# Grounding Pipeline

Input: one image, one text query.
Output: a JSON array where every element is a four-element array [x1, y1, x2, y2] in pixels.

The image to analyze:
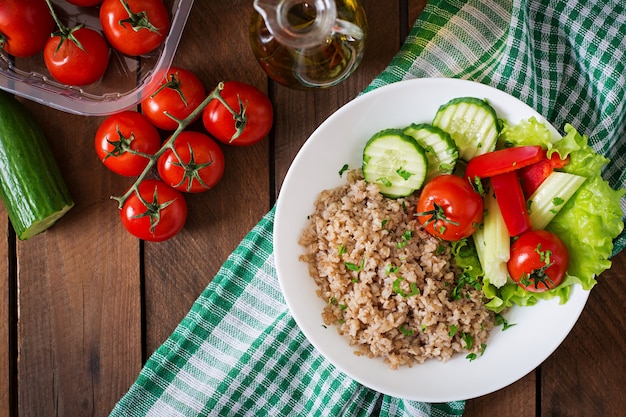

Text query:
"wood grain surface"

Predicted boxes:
[[0, 1, 623, 416]]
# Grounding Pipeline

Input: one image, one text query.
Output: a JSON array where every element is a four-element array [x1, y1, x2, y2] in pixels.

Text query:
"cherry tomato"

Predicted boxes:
[[508, 230, 569, 292], [100, 0, 170, 56], [120, 179, 187, 242], [158, 131, 225, 193], [0, 0, 55, 57], [202, 81, 273, 146], [141, 67, 206, 130], [416, 174, 483, 241], [67, 0, 103, 5], [95, 111, 162, 177], [44, 26, 110, 86]]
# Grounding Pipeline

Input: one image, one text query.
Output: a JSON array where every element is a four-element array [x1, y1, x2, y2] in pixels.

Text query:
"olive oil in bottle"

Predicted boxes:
[[250, 0, 367, 90]]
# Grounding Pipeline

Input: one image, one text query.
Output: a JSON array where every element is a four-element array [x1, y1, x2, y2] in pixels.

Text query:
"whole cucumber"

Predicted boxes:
[[0, 92, 74, 239]]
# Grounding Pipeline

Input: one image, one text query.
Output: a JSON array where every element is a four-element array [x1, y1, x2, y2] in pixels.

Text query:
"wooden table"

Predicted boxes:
[[0, 1, 624, 416]]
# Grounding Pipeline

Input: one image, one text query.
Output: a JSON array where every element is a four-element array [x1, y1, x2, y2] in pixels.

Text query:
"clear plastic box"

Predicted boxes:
[[0, 0, 194, 116]]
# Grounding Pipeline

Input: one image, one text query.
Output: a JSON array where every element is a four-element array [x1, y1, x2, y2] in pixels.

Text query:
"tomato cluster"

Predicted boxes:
[[0, 0, 170, 86], [95, 70, 273, 242]]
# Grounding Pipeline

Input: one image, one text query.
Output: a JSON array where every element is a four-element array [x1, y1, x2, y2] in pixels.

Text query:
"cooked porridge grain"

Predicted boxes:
[[299, 170, 495, 369]]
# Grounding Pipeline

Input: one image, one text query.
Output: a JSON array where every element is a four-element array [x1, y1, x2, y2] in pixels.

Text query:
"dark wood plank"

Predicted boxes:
[[15, 107, 142, 417], [0, 209, 9, 417], [143, 0, 271, 354], [541, 250, 626, 417]]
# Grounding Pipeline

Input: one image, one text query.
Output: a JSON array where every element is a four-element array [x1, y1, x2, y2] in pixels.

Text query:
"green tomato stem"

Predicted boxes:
[[111, 82, 225, 209]]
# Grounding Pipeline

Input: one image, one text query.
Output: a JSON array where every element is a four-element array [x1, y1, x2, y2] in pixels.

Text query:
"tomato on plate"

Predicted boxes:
[[44, 25, 110, 86], [415, 174, 483, 241], [202, 81, 273, 146], [120, 179, 187, 241], [141, 67, 206, 130], [100, 0, 170, 56], [508, 230, 569, 292], [158, 131, 225, 193], [0, 0, 55, 57], [95, 111, 162, 177]]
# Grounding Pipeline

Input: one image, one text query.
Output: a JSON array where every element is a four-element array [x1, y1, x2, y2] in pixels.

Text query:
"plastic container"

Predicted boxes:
[[0, 0, 194, 116]]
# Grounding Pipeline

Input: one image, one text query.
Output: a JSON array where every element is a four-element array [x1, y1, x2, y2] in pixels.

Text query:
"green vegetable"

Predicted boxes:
[[362, 129, 427, 198], [402, 123, 459, 181], [0, 92, 74, 239], [432, 97, 500, 161], [473, 184, 510, 288], [527, 171, 586, 229]]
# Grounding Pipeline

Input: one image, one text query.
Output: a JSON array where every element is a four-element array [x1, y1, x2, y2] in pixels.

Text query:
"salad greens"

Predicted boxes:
[[460, 118, 625, 313]]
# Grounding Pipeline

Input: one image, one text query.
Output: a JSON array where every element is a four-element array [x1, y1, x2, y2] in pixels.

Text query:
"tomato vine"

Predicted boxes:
[[111, 81, 238, 208]]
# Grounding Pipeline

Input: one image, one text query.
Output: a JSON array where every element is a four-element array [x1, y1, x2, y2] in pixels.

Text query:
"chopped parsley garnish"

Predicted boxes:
[[385, 263, 399, 275], [448, 325, 458, 338], [399, 325, 415, 336], [377, 177, 392, 187], [392, 277, 420, 297], [396, 167, 413, 181], [495, 313, 516, 330], [461, 332, 474, 349], [345, 257, 365, 271], [338, 164, 349, 177], [396, 230, 413, 249]]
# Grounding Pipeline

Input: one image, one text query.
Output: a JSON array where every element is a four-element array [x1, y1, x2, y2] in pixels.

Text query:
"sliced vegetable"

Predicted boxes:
[[490, 171, 531, 236], [402, 123, 458, 181], [473, 186, 510, 288], [519, 152, 571, 197], [519, 159, 553, 197], [0, 92, 74, 239], [362, 129, 427, 198], [464, 145, 545, 181], [528, 171, 586, 230], [432, 97, 500, 161]]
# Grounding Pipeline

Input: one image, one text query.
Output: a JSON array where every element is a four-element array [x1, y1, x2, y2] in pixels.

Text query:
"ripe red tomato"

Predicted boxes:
[[141, 67, 206, 131], [100, 0, 170, 56], [120, 179, 187, 242], [44, 26, 110, 86], [158, 131, 225, 193], [202, 81, 273, 146], [95, 111, 162, 177], [508, 230, 569, 292], [416, 174, 483, 241], [0, 0, 55, 57]]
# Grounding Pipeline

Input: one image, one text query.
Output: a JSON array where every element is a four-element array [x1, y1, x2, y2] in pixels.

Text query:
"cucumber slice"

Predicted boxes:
[[362, 129, 427, 198], [402, 123, 458, 181], [432, 97, 501, 161]]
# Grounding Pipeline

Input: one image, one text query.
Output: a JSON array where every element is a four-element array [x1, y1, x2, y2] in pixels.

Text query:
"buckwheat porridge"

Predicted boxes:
[[299, 170, 495, 369]]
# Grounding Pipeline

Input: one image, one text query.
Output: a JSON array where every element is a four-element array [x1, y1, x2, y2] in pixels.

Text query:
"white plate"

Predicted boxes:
[[274, 78, 589, 402]]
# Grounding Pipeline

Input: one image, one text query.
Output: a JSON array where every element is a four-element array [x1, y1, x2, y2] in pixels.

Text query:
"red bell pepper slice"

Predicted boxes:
[[519, 152, 571, 197], [491, 170, 532, 236], [465, 145, 546, 181], [519, 159, 553, 197]]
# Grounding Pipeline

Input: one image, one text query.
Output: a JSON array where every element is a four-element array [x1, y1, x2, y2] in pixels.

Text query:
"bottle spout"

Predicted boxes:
[[253, 0, 337, 49]]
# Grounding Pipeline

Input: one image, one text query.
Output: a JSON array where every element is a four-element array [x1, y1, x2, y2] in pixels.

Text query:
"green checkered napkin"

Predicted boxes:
[[110, 0, 626, 416]]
